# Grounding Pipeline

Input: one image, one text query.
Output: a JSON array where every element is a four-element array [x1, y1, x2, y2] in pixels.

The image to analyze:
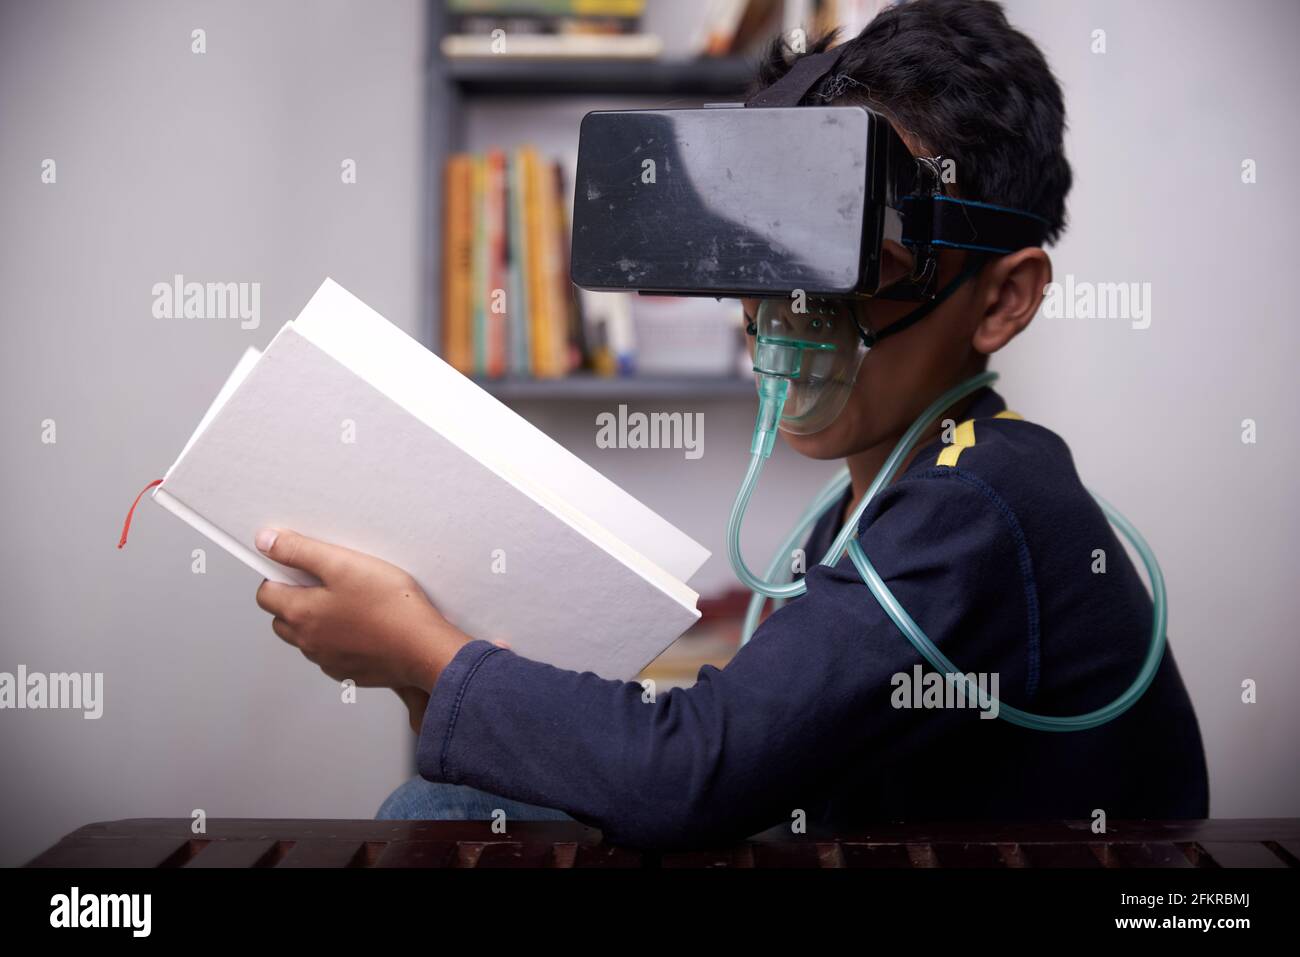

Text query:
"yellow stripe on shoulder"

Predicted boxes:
[[935, 410, 1023, 467], [936, 418, 976, 467]]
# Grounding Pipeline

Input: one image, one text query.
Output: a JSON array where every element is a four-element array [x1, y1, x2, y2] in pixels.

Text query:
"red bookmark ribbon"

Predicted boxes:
[[118, 479, 164, 549]]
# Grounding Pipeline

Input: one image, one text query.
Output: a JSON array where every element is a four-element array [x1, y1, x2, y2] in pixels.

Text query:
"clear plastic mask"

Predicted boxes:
[[751, 297, 868, 435]]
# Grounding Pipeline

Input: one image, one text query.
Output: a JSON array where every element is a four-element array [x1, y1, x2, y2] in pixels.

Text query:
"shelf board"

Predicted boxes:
[[476, 373, 755, 401], [440, 55, 756, 97]]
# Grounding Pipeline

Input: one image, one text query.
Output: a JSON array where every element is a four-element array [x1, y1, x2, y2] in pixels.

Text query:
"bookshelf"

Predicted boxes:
[[474, 372, 755, 401], [443, 55, 756, 96], [423, 2, 758, 401]]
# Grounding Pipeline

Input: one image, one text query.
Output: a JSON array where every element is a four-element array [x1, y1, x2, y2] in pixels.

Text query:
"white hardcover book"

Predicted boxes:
[[147, 278, 709, 680]]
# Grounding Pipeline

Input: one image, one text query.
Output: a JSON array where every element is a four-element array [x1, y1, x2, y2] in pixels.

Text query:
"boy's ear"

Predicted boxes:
[[971, 248, 1052, 355]]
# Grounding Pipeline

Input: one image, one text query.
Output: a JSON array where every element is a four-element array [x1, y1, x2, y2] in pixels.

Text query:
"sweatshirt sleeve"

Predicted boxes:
[[416, 467, 1038, 849]]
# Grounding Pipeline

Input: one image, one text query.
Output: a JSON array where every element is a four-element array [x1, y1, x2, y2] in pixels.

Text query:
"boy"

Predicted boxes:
[[254, 0, 1207, 847]]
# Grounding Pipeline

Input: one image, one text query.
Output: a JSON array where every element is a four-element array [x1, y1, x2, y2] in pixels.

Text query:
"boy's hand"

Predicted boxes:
[[393, 640, 508, 734], [394, 687, 431, 733], [253, 529, 469, 692]]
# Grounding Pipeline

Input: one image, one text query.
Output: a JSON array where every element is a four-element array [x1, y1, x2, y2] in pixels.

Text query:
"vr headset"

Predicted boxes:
[[569, 48, 1049, 312]]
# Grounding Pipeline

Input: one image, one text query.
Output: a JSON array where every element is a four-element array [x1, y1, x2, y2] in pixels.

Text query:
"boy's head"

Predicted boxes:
[[742, 0, 1072, 460]]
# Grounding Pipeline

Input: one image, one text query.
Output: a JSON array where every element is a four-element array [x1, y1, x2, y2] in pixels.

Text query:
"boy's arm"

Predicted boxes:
[[416, 470, 1037, 849]]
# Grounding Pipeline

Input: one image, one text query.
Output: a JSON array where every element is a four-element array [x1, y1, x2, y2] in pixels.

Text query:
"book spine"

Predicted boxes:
[[485, 149, 508, 378], [547, 160, 573, 374], [442, 154, 474, 374], [471, 154, 488, 376], [539, 149, 559, 378], [553, 161, 585, 372], [507, 150, 531, 377], [521, 147, 548, 377], [151, 487, 318, 587]]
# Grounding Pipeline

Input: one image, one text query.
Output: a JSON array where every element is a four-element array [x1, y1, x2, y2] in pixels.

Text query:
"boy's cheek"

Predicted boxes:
[[780, 409, 864, 461], [782, 364, 901, 460]]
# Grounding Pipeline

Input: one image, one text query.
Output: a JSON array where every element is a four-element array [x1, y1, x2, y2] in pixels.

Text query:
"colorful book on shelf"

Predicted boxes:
[[521, 146, 555, 377], [506, 151, 531, 376], [518, 147, 542, 376], [447, 0, 646, 26], [441, 144, 583, 379], [484, 149, 508, 378], [470, 154, 486, 374], [448, 0, 645, 12], [440, 34, 662, 60], [442, 154, 474, 375], [444, 0, 653, 56], [536, 151, 569, 378], [554, 162, 587, 372]]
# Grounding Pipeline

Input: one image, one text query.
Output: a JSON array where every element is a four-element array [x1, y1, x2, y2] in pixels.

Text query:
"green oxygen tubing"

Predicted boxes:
[[729, 370, 1168, 732]]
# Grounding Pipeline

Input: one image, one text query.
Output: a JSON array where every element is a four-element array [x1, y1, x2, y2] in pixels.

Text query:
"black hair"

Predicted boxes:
[[754, 0, 1072, 244]]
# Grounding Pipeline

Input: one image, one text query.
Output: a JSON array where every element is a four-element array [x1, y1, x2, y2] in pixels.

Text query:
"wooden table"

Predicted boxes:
[[27, 818, 1300, 868]]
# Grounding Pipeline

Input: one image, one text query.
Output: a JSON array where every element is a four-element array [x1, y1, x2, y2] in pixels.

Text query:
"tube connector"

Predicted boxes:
[[751, 375, 789, 458]]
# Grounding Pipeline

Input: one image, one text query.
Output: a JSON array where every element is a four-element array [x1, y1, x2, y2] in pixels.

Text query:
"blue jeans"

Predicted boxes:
[[376, 777, 573, 822]]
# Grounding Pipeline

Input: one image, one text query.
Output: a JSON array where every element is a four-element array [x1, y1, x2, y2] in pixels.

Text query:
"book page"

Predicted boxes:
[[160, 327, 699, 679], [290, 278, 711, 585]]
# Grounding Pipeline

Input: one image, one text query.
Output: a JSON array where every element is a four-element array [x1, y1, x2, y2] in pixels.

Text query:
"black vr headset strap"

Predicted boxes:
[[858, 254, 988, 348], [745, 48, 845, 107], [902, 194, 1049, 256], [860, 196, 1048, 346]]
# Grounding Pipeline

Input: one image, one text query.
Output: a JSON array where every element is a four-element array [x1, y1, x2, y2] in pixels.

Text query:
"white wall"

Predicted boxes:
[[1002, 0, 1300, 816], [0, 0, 427, 865]]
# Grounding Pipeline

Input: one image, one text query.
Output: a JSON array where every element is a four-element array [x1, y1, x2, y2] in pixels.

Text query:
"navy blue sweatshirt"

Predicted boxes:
[[416, 388, 1208, 848]]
